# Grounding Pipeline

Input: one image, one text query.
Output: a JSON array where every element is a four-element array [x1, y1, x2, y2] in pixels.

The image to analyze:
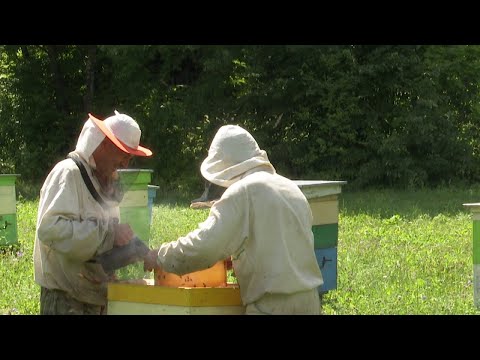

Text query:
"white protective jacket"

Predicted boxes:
[[33, 120, 120, 306], [157, 125, 323, 309]]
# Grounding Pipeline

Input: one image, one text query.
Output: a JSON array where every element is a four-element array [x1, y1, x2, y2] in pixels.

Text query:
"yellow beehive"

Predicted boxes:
[[107, 279, 244, 315]]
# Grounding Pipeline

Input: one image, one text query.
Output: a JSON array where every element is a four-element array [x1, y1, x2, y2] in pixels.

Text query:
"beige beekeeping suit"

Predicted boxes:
[[33, 119, 119, 306], [156, 125, 323, 314]]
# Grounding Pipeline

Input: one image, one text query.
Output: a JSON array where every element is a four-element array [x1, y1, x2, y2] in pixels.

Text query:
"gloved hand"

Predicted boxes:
[[89, 236, 150, 273], [113, 222, 135, 247], [143, 248, 160, 272]]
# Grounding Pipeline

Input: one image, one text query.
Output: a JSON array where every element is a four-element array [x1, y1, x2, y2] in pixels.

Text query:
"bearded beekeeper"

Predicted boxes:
[[34, 110, 152, 315], [144, 124, 323, 315]]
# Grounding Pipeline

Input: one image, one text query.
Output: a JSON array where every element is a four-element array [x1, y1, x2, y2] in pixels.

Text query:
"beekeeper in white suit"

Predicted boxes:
[[34, 111, 152, 315], [144, 124, 323, 315]]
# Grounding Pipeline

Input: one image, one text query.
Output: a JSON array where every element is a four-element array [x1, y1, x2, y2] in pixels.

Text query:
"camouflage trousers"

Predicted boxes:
[[40, 287, 106, 315]]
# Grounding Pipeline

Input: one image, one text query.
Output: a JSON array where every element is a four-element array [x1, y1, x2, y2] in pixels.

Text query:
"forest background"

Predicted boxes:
[[2, 45, 479, 195]]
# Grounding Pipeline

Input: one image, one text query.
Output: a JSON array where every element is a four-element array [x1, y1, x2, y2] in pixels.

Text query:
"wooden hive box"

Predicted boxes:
[[107, 279, 245, 315]]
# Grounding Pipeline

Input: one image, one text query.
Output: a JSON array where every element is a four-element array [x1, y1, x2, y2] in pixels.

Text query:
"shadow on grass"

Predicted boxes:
[[340, 185, 480, 220], [0, 243, 21, 256], [152, 184, 480, 220], [154, 189, 196, 208]]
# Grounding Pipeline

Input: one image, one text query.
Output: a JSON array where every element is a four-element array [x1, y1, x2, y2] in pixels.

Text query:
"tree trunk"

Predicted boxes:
[[83, 45, 96, 113], [44, 45, 68, 116]]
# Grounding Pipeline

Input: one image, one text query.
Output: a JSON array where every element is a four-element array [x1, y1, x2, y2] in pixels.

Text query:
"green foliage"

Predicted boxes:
[[2, 45, 480, 190], [0, 45, 97, 182]]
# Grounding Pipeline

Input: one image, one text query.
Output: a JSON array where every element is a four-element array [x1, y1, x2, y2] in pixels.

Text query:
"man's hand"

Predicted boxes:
[[113, 223, 135, 247], [144, 249, 160, 272]]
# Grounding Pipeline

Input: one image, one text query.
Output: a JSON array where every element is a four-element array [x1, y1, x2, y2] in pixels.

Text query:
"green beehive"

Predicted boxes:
[[116, 169, 154, 280], [117, 169, 154, 243], [0, 174, 20, 246], [293, 180, 347, 294]]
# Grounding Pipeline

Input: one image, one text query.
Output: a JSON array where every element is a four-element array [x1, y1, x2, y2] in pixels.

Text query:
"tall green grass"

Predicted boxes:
[[2, 186, 480, 314], [322, 187, 480, 315], [1, 200, 39, 315]]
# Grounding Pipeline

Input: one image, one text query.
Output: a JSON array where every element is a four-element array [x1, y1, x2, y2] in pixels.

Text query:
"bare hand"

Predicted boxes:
[[113, 223, 135, 247], [144, 249, 160, 272]]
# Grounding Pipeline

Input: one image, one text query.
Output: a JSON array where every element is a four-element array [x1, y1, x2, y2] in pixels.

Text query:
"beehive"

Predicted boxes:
[[0, 174, 20, 246], [294, 180, 346, 293], [117, 169, 153, 243], [463, 202, 480, 308], [107, 279, 244, 315]]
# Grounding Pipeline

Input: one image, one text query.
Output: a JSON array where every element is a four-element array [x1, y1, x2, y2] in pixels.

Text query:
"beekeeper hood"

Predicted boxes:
[[200, 125, 275, 188], [75, 110, 153, 162]]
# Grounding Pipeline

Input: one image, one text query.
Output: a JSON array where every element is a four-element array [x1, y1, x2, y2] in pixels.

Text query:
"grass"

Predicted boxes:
[[2, 186, 480, 314], [322, 187, 480, 315], [1, 200, 39, 315]]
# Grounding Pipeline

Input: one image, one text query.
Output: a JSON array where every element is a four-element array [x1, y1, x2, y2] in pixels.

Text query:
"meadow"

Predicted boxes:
[[2, 186, 480, 315]]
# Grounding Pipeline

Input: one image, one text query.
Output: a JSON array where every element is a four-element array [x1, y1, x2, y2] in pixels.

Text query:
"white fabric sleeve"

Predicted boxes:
[[157, 185, 248, 275], [36, 165, 109, 262]]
